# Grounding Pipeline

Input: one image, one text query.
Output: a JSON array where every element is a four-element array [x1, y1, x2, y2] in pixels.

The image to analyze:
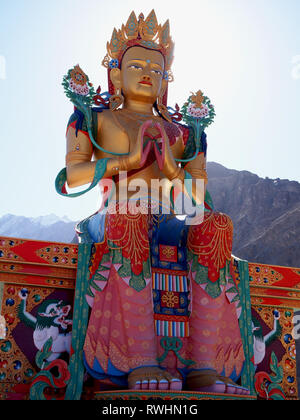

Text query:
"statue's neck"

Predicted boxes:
[[123, 98, 155, 115]]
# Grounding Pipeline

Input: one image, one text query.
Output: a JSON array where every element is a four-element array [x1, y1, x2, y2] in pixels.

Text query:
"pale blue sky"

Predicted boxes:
[[0, 0, 300, 221]]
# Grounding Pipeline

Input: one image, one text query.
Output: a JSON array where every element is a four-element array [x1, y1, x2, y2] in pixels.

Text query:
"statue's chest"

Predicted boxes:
[[99, 113, 182, 157], [99, 117, 132, 154]]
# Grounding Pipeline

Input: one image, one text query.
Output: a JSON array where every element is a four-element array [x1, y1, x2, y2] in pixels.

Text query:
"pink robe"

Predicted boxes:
[[82, 206, 245, 386]]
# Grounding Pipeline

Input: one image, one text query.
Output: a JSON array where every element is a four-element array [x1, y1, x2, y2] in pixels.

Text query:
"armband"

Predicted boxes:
[[65, 151, 93, 165], [55, 158, 109, 198]]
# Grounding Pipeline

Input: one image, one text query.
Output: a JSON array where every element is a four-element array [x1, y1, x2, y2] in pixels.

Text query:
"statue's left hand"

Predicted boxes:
[[153, 122, 178, 178], [122, 120, 153, 171]]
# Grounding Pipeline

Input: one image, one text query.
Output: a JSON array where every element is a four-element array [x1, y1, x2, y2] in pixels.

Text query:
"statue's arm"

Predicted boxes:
[[66, 126, 95, 188], [65, 113, 140, 188], [183, 152, 208, 186], [182, 153, 208, 206]]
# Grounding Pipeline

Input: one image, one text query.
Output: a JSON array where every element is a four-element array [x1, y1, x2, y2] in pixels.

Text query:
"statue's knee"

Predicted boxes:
[[190, 211, 232, 230], [212, 212, 233, 231], [106, 212, 149, 243], [188, 211, 233, 248]]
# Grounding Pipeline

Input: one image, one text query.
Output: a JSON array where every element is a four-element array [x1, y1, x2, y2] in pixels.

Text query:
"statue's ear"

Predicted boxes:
[[110, 68, 122, 89]]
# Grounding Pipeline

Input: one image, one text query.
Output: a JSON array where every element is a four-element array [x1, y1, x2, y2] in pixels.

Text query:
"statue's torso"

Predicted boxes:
[[94, 109, 185, 203]]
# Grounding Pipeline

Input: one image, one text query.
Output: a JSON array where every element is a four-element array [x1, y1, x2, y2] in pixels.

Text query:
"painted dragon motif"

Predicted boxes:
[[18, 291, 73, 362]]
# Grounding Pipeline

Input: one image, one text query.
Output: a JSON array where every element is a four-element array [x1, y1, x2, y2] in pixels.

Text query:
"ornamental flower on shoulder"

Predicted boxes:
[[69, 65, 90, 96], [187, 102, 209, 119], [187, 90, 210, 119], [70, 65, 87, 86], [191, 90, 205, 108], [181, 90, 215, 126]]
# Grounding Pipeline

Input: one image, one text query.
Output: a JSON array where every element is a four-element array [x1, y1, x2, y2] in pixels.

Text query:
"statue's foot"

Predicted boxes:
[[219, 376, 250, 395], [185, 369, 226, 393], [128, 367, 182, 391], [185, 369, 250, 395]]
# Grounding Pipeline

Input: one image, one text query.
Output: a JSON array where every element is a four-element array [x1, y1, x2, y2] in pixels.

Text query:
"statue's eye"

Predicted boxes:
[[151, 69, 162, 76], [129, 64, 143, 70]]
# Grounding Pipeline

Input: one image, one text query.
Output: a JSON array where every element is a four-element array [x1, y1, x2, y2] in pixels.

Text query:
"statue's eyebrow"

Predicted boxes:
[[128, 59, 163, 68]]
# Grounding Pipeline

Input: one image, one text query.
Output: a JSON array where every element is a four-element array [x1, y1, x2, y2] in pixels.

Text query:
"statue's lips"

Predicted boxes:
[[139, 81, 152, 86]]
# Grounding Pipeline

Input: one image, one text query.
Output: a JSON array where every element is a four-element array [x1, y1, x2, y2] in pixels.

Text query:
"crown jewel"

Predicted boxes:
[[102, 10, 174, 74]]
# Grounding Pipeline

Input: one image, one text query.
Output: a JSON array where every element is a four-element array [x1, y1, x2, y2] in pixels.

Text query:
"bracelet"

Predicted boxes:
[[117, 156, 130, 172], [169, 166, 184, 181]]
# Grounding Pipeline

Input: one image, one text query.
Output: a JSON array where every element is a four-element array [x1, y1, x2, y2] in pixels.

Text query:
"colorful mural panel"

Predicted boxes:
[[1, 236, 300, 400]]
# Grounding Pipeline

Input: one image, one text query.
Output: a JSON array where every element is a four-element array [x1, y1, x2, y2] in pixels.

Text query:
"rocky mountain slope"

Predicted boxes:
[[207, 162, 300, 268]]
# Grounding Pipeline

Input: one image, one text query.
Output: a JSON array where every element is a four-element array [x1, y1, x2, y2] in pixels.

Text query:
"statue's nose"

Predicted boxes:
[[141, 74, 151, 82]]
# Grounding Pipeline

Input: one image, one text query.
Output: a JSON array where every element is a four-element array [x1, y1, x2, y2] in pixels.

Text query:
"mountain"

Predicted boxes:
[[207, 162, 300, 268], [0, 163, 299, 267], [0, 214, 77, 243]]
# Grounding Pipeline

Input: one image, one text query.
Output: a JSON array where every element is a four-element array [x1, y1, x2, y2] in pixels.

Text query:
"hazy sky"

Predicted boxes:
[[0, 0, 299, 221]]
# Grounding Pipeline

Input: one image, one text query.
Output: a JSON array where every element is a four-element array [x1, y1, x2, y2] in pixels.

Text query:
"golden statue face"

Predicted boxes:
[[111, 46, 166, 105]]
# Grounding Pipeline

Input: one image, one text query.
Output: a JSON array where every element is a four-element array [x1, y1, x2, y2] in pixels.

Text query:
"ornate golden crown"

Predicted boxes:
[[102, 10, 174, 80]]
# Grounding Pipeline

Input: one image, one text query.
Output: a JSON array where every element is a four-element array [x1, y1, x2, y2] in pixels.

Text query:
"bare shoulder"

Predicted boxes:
[[96, 108, 115, 126]]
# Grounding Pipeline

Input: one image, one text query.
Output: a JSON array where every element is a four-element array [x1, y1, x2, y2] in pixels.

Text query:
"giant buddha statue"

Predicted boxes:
[[56, 10, 249, 395]]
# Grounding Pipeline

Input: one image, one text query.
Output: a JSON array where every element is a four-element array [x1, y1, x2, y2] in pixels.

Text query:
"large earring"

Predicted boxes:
[[109, 87, 124, 111], [157, 95, 172, 123]]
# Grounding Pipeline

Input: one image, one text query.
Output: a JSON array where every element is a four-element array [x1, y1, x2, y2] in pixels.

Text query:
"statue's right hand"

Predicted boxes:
[[125, 120, 153, 170]]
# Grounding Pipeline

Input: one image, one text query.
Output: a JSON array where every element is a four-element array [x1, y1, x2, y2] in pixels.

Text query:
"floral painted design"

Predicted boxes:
[[254, 352, 286, 400], [161, 291, 179, 308]]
